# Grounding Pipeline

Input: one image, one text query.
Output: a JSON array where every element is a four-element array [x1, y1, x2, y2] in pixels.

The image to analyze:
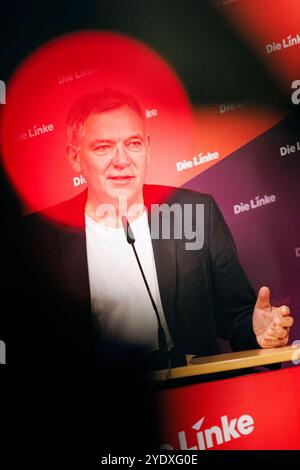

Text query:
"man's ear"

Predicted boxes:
[[65, 144, 81, 172], [146, 135, 151, 165]]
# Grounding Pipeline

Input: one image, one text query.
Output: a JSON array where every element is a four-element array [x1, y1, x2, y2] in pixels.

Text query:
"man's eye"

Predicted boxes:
[[127, 141, 142, 150], [94, 145, 111, 153]]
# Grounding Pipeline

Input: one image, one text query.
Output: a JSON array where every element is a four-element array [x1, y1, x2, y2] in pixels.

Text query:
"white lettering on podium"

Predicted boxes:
[[177, 414, 254, 450]]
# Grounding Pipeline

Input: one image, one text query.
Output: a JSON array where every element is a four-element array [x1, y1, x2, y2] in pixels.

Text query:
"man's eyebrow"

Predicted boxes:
[[124, 134, 144, 141], [89, 139, 115, 145], [89, 135, 144, 146]]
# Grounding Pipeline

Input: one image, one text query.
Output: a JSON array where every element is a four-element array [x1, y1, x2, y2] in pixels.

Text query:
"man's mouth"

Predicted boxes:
[[107, 175, 135, 184]]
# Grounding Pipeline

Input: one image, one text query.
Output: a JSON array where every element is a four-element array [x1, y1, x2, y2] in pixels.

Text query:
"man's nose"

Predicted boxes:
[[111, 143, 131, 168]]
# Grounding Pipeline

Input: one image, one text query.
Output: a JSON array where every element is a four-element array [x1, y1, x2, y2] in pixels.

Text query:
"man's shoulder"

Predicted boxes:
[[143, 184, 213, 207], [24, 190, 87, 230]]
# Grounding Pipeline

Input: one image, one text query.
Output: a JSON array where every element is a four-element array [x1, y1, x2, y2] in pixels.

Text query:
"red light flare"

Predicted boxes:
[[0, 31, 193, 227]]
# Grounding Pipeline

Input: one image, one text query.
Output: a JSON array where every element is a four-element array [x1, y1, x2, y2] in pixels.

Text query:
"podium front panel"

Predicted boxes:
[[156, 365, 300, 450]]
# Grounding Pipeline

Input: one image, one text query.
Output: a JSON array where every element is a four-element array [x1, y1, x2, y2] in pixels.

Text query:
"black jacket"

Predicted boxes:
[[19, 184, 259, 367], [5, 184, 261, 448]]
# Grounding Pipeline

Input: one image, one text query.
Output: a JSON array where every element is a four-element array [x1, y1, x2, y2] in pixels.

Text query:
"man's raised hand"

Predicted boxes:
[[253, 286, 293, 348]]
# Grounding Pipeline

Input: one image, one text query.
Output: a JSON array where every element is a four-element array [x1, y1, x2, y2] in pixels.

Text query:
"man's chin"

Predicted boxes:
[[107, 187, 141, 205]]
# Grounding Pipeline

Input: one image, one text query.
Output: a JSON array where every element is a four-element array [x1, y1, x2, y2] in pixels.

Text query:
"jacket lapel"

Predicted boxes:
[[143, 185, 178, 345], [58, 226, 91, 307], [56, 190, 92, 332]]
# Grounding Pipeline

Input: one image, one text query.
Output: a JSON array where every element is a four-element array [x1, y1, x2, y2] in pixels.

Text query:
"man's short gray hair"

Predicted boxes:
[[66, 89, 144, 144]]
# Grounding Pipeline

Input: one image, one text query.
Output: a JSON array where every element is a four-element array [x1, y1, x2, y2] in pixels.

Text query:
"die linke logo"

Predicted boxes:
[[266, 34, 300, 54], [280, 140, 300, 156], [174, 414, 254, 450], [219, 101, 248, 114], [234, 194, 276, 215], [145, 108, 158, 119], [13, 123, 54, 143], [58, 68, 98, 85], [176, 151, 219, 172], [73, 174, 87, 187], [215, 0, 238, 7]]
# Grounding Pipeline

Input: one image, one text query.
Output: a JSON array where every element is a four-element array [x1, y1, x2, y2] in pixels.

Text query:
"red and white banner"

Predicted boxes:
[[157, 365, 300, 450]]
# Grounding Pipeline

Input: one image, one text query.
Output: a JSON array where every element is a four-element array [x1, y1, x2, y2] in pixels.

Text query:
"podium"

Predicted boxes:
[[153, 345, 300, 450]]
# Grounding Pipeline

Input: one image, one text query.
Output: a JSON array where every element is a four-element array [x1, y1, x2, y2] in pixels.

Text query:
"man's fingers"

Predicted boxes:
[[262, 336, 289, 348], [267, 326, 289, 340], [280, 305, 291, 317], [274, 314, 293, 328]]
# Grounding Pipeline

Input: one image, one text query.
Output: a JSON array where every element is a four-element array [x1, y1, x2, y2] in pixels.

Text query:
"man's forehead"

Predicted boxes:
[[81, 105, 145, 138]]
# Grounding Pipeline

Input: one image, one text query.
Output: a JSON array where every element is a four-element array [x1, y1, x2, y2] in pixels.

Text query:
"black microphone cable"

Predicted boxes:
[[121, 215, 172, 378]]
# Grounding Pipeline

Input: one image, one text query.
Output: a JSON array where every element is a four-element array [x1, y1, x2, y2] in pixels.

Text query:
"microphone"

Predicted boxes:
[[121, 216, 168, 355]]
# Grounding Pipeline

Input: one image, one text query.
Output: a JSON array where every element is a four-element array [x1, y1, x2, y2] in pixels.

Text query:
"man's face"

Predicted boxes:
[[71, 105, 150, 207]]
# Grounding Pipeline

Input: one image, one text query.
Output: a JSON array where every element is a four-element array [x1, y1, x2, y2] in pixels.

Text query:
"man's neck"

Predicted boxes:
[[85, 194, 146, 228]]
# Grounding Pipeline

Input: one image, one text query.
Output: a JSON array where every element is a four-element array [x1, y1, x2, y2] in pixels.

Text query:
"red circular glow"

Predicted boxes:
[[0, 31, 193, 224]]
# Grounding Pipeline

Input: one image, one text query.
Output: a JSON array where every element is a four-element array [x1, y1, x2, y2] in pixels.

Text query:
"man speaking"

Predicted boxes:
[[22, 89, 293, 370]]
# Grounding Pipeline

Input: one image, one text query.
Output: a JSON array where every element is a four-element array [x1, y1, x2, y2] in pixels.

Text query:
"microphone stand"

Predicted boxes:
[[121, 216, 171, 373]]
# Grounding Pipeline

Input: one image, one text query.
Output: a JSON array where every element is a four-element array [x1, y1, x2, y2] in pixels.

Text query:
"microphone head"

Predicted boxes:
[[121, 216, 135, 244]]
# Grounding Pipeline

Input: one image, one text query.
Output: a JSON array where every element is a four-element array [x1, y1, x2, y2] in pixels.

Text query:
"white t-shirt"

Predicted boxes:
[[85, 211, 173, 353]]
